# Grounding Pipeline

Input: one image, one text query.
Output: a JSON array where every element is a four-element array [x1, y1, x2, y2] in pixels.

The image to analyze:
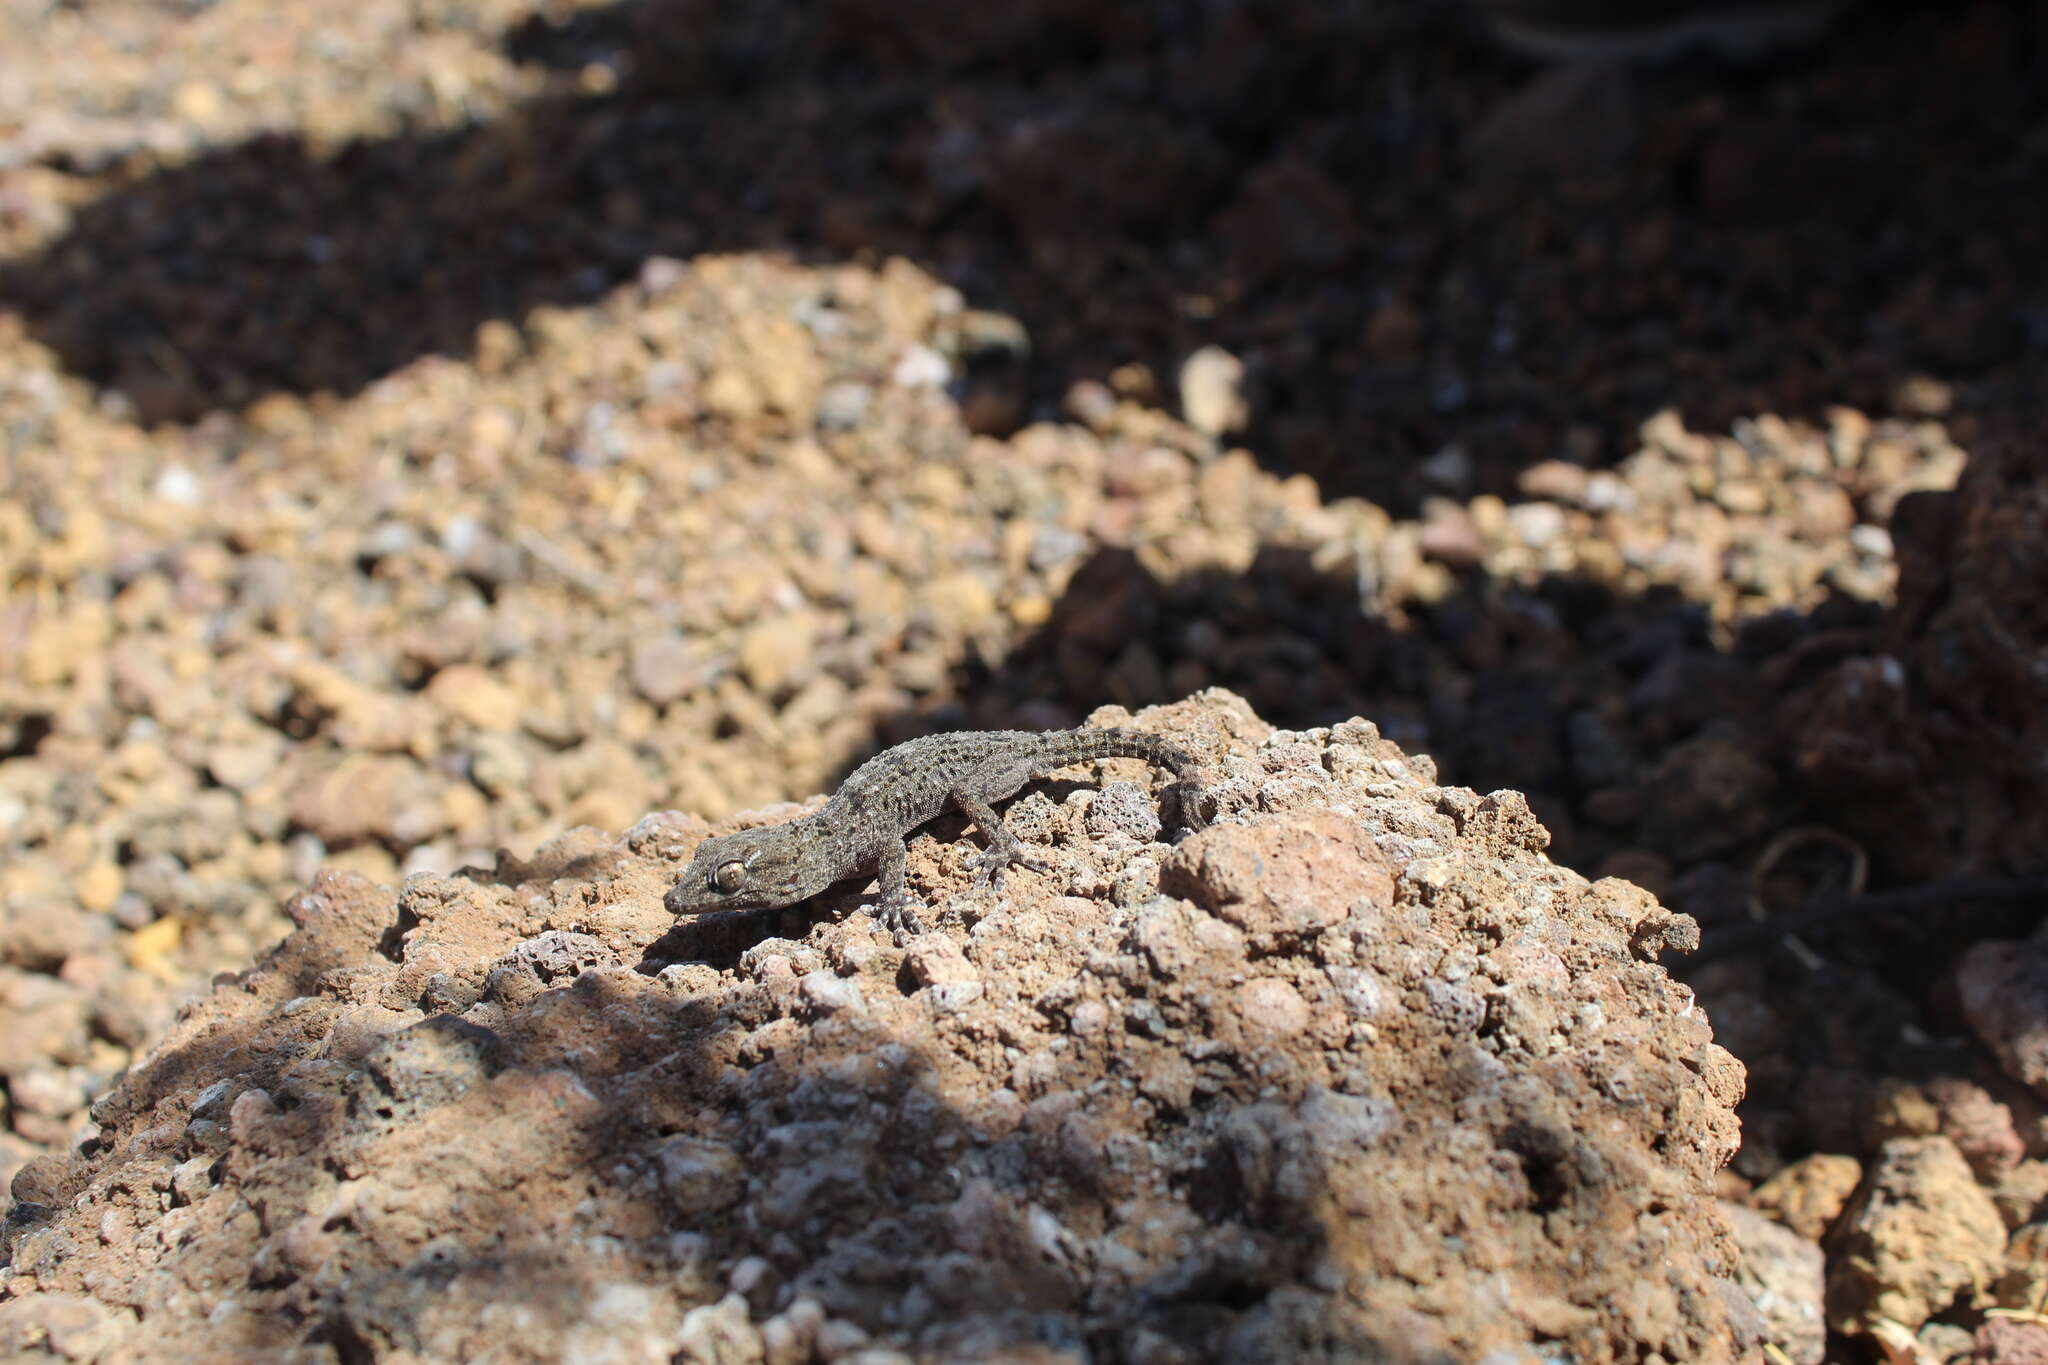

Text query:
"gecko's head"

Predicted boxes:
[[664, 823, 822, 917]]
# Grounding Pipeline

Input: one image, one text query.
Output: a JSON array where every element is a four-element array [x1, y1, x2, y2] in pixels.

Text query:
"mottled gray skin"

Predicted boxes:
[[664, 727, 1206, 932]]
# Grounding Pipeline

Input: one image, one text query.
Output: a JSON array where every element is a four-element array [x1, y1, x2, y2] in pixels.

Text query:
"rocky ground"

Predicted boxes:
[[0, 693, 1761, 1364], [2, 0, 2046, 1361]]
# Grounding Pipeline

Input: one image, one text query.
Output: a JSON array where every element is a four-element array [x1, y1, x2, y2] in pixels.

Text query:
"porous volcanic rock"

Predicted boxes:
[[0, 693, 1750, 1363]]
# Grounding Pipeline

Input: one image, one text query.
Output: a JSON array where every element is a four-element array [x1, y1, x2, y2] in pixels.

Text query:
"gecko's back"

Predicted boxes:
[[822, 730, 1045, 838]]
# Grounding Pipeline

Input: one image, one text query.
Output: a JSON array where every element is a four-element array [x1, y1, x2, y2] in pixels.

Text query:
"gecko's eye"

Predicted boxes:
[[713, 860, 747, 894]]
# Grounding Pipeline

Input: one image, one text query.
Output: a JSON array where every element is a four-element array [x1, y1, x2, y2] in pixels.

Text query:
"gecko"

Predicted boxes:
[[663, 727, 1208, 932]]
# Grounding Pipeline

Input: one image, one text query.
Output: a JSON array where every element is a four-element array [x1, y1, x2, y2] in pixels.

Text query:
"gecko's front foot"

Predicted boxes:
[[870, 894, 926, 936]]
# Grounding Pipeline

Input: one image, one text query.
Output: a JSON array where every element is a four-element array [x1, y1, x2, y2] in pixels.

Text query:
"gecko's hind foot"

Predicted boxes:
[[968, 843, 1052, 891]]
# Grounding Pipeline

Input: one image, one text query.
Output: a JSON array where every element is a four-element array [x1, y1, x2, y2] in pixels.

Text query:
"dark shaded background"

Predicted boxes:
[[4, 0, 2042, 509]]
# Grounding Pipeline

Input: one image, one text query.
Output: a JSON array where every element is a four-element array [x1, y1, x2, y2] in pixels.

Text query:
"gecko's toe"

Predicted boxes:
[[967, 847, 1004, 888], [969, 845, 1052, 890], [872, 897, 925, 935]]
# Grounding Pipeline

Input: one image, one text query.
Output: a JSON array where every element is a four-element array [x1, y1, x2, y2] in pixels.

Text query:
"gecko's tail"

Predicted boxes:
[[1072, 727, 1210, 828], [1074, 727, 1201, 776]]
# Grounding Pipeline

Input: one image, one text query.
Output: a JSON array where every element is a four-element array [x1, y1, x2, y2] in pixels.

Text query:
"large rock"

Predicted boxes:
[[1826, 1136, 2006, 1334], [1954, 937, 2048, 1101], [0, 693, 1753, 1362], [1721, 1200, 1826, 1365], [1788, 435, 2048, 879]]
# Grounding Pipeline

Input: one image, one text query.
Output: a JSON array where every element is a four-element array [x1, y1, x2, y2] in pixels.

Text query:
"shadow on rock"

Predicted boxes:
[[0, 693, 1758, 1362], [4, 0, 2043, 506]]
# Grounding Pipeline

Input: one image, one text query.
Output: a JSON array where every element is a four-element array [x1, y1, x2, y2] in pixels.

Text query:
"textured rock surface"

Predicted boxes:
[[0, 694, 1752, 1363], [1826, 1136, 2006, 1334], [0, 1, 2010, 1248], [5, 2, 2047, 1360], [1722, 1200, 1826, 1365], [1749, 1153, 1864, 1242], [1879, 435, 2048, 879], [1956, 938, 2048, 1102]]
